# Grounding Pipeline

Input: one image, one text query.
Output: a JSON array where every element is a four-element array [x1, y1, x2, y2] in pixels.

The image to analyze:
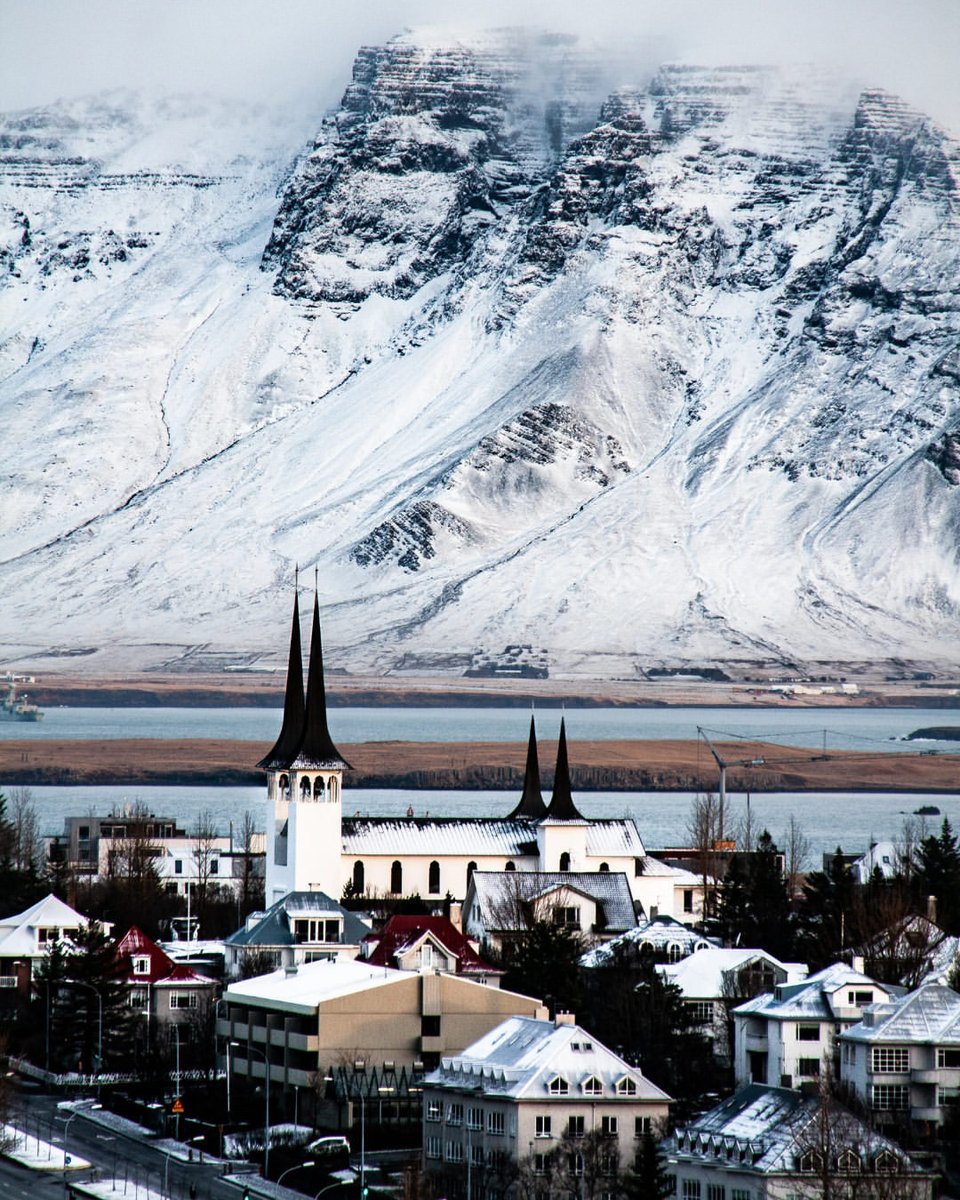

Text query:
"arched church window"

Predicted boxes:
[[314, 777, 326, 800], [391, 861, 403, 894], [598, 862, 609, 873], [278, 774, 289, 798], [429, 861, 441, 894], [300, 777, 311, 800], [505, 861, 516, 872], [559, 852, 571, 872], [353, 861, 365, 894]]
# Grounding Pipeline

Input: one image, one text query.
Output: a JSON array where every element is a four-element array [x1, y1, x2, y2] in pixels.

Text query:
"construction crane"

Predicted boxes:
[[697, 727, 727, 841]]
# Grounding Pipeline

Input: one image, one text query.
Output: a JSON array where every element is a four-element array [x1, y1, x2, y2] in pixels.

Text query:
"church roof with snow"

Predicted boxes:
[[341, 816, 644, 857]]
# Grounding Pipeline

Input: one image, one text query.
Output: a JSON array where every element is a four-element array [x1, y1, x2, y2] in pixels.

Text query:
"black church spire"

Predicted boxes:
[[542, 718, 585, 821], [289, 591, 350, 770], [257, 589, 305, 770], [508, 715, 548, 820]]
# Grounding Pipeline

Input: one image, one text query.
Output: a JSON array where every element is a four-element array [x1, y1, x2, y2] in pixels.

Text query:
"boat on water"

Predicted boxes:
[[1, 682, 44, 722]]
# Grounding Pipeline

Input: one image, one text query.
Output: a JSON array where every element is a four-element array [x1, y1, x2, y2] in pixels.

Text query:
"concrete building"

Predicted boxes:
[[216, 957, 548, 1104], [664, 1084, 935, 1200], [422, 1014, 670, 1198], [839, 982, 960, 1130], [733, 962, 895, 1090], [258, 591, 697, 922]]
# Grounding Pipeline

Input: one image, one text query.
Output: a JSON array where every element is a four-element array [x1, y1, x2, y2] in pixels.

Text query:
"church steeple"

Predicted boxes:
[[257, 588, 305, 770], [289, 591, 350, 770], [508, 715, 548, 820], [542, 718, 585, 821]]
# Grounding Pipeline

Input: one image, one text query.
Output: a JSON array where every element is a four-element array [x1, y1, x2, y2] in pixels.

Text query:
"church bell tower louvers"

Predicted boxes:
[[260, 590, 350, 904]]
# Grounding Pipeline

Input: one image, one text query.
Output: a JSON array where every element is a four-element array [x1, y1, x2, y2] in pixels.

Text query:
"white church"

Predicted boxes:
[[261, 592, 703, 923]]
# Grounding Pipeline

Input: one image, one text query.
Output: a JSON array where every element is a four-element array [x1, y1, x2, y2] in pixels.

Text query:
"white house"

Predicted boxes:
[[733, 961, 895, 1090], [0, 894, 103, 995], [659, 949, 808, 1065], [422, 1013, 671, 1196], [580, 914, 719, 969]]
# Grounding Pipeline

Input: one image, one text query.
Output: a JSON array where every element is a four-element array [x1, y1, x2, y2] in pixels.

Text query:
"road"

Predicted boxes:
[[5, 1092, 242, 1200]]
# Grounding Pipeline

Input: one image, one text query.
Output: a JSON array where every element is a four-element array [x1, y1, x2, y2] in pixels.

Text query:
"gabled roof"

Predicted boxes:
[[841, 982, 960, 1046], [363, 915, 499, 976], [115, 925, 215, 987], [580, 915, 719, 968], [0, 894, 90, 956], [468, 871, 637, 934], [341, 816, 644, 857], [506, 716, 547, 821], [224, 891, 370, 949], [660, 948, 807, 1000], [427, 1015, 670, 1103]]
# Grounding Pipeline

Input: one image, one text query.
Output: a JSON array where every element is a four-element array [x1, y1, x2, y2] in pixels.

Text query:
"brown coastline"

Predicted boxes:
[[1, 737, 958, 792]]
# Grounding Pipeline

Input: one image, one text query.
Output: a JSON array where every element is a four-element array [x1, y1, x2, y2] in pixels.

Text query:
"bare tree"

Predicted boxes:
[[688, 793, 723, 919], [783, 814, 812, 909], [237, 809, 264, 918], [191, 808, 218, 934], [10, 787, 42, 874]]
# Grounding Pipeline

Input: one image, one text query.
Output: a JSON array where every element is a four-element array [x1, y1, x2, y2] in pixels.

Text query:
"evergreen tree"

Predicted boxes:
[[625, 1132, 673, 1200], [915, 819, 960, 933], [500, 920, 585, 1018], [717, 831, 794, 958], [796, 848, 857, 970]]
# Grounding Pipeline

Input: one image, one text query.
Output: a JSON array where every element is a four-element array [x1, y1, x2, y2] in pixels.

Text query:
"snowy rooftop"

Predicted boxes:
[[733, 961, 885, 1020], [224, 957, 408, 1014], [580, 915, 718, 968], [660, 949, 807, 999], [469, 870, 638, 932], [0, 893, 94, 956], [427, 1015, 670, 1103], [841, 983, 960, 1046], [224, 890, 371, 949], [341, 816, 644, 857]]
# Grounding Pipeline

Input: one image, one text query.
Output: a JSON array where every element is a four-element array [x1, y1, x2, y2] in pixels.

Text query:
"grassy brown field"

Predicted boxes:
[[1, 736, 957, 792]]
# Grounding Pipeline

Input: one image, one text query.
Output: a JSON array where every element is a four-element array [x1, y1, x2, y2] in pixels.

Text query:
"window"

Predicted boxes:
[[667, 942, 684, 963], [426, 1136, 441, 1159], [707, 1187, 725, 1200], [294, 918, 341, 943], [848, 990, 873, 1006], [796, 1024, 821, 1042], [687, 1001, 714, 1026], [837, 1150, 861, 1174], [618, 1077, 638, 1097], [798, 1152, 823, 1173], [731, 1191, 751, 1200], [872, 1047, 908, 1074], [174, 860, 183, 875], [535, 1116, 552, 1138], [129, 989, 148, 1008], [426, 1100, 441, 1122], [569, 1153, 584, 1177], [422, 1015, 441, 1038], [871, 1084, 909, 1111], [635, 1116, 651, 1138], [470, 1145, 484, 1168], [467, 1107, 483, 1131], [169, 992, 198, 1009], [505, 860, 516, 871], [352, 861, 365, 893], [559, 852, 571, 872], [533, 1154, 547, 1176], [600, 1152, 618, 1175], [797, 1058, 820, 1077], [583, 1076, 603, 1095], [875, 1151, 900, 1174], [601, 1116, 618, 1137], [445, 1141, 463, 1163], [568, 1115, 585, 1138], [548, 1076, 569, 1095], [446, 1103, 463, 1126], [683, 889, 694, 913], [428, 861, 441, 893], [682, 1181, 701, 1200], [554, 905, 581, 928], [938, 1086, 960, 1107], [132, 956, 151, 975], [487, 1111, 505, 1136], [210, 859, 218, 875], [938, 1048, 960, 1068], [391, 860, 403, 894]]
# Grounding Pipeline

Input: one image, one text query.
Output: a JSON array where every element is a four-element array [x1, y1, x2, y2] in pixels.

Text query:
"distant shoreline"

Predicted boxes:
[[2, 736, 959, 794]]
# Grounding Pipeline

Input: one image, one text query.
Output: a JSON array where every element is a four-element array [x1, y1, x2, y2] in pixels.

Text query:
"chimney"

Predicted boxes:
[[284, 964, 298, 978], [852, 955, 865, 975], [927, 895, 937, 923], [555, 1011, 576, 1026]]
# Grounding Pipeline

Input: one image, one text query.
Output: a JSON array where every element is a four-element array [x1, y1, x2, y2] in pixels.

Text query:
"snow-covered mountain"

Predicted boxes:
[[1, 31, 958, 678]]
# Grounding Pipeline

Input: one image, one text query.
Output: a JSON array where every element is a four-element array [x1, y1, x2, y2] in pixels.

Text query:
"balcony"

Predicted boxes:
[[911, 1068, 940, 1085], [911, 1106, 942, 1123], [286, 1031, 320, 1053]]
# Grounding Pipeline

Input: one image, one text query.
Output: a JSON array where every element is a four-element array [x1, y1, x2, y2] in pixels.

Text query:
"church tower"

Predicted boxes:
[[536, 719, 589, 872], [260, 590, 349, 904]]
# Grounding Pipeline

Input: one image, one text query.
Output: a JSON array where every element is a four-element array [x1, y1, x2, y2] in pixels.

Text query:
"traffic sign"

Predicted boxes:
[[171, 1097, 185, 1115]]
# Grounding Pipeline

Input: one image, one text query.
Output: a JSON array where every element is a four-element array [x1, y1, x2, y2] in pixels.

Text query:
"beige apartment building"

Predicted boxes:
[[217, 958, 547, 1103]]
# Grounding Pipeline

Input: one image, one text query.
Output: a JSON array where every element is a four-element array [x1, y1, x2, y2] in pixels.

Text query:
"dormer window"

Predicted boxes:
[[667, 942, 683, 962], [837, 1150, 861, 1173], [799, 1151, 823, 1173], [294, 918, 341, 944], [875, 1151, 899, 1174], [132, 956, 151, 976], [548, 1075, 569, 1095], [582, 1076, 603, 1096], [616, 1077, 638, 1096]]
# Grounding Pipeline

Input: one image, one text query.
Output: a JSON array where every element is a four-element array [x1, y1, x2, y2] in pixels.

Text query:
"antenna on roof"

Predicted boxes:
[[295, 563, 299, 587]]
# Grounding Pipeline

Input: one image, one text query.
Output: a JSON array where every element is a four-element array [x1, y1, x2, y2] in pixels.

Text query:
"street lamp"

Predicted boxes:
[[278, 1160, 315, 1187], [232, 1039, 271, 1180], [71, 980, 103, 1095], [315, 1182, 351, 1199]]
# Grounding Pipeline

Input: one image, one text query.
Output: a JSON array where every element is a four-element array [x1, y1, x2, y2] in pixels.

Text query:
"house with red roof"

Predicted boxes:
[[115, 925, 218, 1027], [362, 915, 503, 987]]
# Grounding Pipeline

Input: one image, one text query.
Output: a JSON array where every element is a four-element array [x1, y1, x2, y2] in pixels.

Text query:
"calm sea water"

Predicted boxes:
[[16, 784, 960, 871], [2, 704, 959, 750]]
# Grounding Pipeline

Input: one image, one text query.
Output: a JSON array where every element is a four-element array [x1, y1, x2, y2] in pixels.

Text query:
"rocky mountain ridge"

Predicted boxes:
[[0, 33, 958, 678]]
